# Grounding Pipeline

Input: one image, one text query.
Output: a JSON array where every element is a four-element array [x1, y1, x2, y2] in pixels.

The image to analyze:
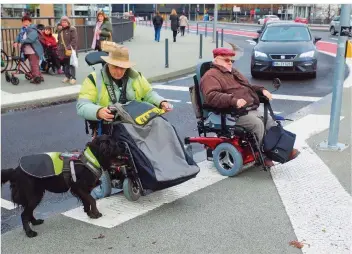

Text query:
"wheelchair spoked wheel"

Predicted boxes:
[[123, 177, 141, 201], [213, 143, 244, 177], [91, 170, 112, 199]]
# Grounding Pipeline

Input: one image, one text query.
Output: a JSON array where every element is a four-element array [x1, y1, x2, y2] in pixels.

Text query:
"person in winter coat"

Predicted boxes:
[[91, 11, 113, 52], [152, 11, 163, 42], [179, 13, 189, 36], [13, 15, 44, 84], [39, 26, 61, 73], [169, 9, 179, 42], [57, 16, 78, 85]]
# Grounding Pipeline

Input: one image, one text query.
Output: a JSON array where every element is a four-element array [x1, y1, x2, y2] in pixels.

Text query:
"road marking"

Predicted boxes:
[[164, 98, 181, 103], [330, 37, 338, 41], [153, 84, 190, 92], [62, 160, 226, 228], [271, 114, 351, 252], [246, 39, 256, 45], [273, 94, 322, 102], [1, 198, 16, 210]]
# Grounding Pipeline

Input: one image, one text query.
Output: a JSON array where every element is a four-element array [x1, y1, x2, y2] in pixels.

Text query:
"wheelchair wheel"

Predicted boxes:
[[5, 71, 11, 82], [90, 170, 112, 199], [213, 143, 244, 177], [123, 178, 141, 201], [11, 76, 19, 86]]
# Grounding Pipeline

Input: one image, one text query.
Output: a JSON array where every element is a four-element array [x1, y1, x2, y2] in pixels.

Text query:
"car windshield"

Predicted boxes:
[[261, 26, 311, 42]]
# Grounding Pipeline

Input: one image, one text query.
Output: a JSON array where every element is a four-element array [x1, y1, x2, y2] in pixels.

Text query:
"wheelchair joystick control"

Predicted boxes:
[[108, 105, 118, 117]]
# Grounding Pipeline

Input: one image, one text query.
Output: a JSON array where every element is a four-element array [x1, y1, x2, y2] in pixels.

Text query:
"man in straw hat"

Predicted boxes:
[[200, 45, 300, 168], [77, 42, 173, 134]]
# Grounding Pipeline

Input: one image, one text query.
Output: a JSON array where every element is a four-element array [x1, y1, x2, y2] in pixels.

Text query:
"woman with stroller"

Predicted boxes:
[[13, 15, 44, 84], [91, 11, 112, 52], [57, 16, 78, 85], [39, 26, 62, 74]]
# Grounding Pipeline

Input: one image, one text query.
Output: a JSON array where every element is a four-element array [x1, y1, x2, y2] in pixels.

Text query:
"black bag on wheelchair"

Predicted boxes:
[[262, 102, 296, 163]]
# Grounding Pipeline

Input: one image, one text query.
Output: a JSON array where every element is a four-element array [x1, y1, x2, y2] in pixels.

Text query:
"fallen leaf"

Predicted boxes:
[[108, 247, 113, 250], [289, 240, 304, 249], [93, 234, 105, 239], [322, 229, 326, 233], [152, 241, 157, 244]]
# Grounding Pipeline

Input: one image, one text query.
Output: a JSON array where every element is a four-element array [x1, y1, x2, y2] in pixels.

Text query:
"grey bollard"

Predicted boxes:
[[221, 29, 224, 47], [197, 23, 198, 35], [199, 34, 203, 59], [165, 39, 169, 68], [216, 31, 219, 48], [205, 23, 207, 37], [188, 24, 189, 34]]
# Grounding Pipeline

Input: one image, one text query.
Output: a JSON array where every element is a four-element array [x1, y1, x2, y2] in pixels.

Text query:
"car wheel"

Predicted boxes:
[[330, 26, 336, 35], [309, 72, 317, 79], [251, 69, 261, 79]]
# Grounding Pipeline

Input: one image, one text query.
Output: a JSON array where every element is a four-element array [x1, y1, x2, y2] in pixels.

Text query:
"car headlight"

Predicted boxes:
[[299, 50, 315, 58], [254, 51, 268, 58]]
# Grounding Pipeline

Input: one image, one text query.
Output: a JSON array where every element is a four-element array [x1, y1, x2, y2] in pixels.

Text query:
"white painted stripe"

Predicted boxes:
[[273, 94, 322, 102], [330, 37, 338, 41], [164, 98, 181, 103], [152, 84, 190, 92], [271, 114, 351, 252], [1, 198, 15, 210], [154, 85, 322, 102], [62, 161, 226, 228]]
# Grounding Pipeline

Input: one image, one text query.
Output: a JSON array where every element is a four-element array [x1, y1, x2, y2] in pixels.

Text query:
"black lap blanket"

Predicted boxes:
[[112, 116, 200, 191]]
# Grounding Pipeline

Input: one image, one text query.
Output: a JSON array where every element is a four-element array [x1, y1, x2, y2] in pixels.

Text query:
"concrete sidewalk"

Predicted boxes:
[[1, 25, 219, 112]]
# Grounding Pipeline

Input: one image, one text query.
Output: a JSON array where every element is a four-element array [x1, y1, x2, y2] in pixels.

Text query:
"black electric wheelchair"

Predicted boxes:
[[184, 61, 290, 176]]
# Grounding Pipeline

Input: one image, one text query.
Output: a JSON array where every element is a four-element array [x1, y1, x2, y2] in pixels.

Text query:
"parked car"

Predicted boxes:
[[258, 15, 280, 25], [329, 15, 352, 36], [294, 17, 308, 24], [251, 22, 321, 79]]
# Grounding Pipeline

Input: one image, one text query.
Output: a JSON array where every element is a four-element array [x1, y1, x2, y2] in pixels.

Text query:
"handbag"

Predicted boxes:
[[60, 32, 72, 57], [262, 102, 296, 163]]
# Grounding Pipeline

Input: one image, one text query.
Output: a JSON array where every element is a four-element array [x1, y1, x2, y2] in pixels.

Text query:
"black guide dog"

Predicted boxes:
[[1, 135, 119, 238]]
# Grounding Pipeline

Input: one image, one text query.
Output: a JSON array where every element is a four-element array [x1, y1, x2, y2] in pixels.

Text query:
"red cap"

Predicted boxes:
[[213, 48, 236, 58]]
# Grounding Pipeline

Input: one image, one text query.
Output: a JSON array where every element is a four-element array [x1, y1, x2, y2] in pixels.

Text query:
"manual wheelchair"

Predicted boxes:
[[184, 61, 287, 177]]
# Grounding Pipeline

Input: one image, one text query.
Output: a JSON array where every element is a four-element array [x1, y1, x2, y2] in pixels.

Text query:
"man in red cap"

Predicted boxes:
[[200, 47, 299, 167]]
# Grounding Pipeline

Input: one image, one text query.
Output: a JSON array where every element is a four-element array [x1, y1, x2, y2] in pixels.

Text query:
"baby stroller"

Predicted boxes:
[[83, 51, 200, 201], [40, 45, 59, 74], [4, 47, 39, 85]]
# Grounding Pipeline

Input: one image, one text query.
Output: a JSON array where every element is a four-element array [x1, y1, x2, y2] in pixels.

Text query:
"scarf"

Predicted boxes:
[[91, 21, 103, 50], [18, 26, 28, 42]]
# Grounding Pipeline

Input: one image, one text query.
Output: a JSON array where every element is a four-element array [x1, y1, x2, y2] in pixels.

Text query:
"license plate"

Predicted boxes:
[[272, 62, 293, 67]]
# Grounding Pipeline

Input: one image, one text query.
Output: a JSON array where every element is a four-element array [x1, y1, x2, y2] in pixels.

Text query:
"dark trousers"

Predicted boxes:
[[62, 57, 76, 80], [172, 30, 177, 42], [154, 26, 161, 41], [180, 26, 185, 36]]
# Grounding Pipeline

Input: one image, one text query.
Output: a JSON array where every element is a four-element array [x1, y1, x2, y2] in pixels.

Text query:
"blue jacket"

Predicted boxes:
[[16, 24, 43, 58]]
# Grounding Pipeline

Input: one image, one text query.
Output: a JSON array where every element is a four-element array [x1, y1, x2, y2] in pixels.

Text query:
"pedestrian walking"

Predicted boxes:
[[91, 11, 113, 51], [179, 13, 188, 36], [169, 9, 179, 42], [152, 11, 163, 42]]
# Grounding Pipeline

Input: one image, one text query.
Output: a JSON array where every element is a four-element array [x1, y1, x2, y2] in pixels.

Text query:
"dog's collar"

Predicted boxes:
[[79, 147, 102, 179]]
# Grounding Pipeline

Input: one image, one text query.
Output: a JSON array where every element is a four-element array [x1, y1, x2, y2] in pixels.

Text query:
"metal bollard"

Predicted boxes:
[[199, 34, 203, 59], [197, 23, 198, 35], [165, 39, 169, 68], [84, 25, 88, 52], [188, 24, 189, 34], [221, 29, 224, 47], [216, 31, 219, 48], [205, 23, 207, 37], [165, 21, 167, 30]]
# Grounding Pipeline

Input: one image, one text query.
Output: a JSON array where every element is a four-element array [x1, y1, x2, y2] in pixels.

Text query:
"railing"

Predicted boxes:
[[1, 19, 134, 57]]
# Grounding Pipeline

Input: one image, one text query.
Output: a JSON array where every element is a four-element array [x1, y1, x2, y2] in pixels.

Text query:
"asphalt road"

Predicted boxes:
[[0, 28, 349, 253], [194, 22, 338, 43]]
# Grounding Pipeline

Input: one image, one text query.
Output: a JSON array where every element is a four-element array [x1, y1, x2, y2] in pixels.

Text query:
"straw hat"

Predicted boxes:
[[100, 41, 136, 69]]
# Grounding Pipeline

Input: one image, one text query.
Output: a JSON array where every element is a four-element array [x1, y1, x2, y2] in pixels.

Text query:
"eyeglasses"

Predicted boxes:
[[219, 57, 235, 63]]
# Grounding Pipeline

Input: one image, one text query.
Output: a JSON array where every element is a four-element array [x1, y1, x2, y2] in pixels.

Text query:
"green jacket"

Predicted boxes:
[[76, 65, 165, 121], [99, 20, 112, 41]]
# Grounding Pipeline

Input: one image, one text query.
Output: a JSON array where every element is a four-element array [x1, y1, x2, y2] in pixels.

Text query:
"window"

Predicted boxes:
[[261, 26, 311, 41]]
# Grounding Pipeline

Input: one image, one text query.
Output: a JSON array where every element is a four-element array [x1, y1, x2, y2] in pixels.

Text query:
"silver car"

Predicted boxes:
[[329, 15, 352, 36]]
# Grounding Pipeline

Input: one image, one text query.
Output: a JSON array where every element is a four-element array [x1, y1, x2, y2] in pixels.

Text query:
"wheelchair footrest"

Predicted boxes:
[[206, 148, 213, 161]]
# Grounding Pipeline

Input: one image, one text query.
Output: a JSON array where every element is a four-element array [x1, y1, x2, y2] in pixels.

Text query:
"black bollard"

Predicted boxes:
[[199, 34, 203, 59], [216, 31, 219, 48], [221, 29, 224, 47], [165, 39, 169, 68]]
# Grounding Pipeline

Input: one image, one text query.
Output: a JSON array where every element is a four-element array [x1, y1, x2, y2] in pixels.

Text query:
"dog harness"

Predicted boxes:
[[19, 147, 102, 187]]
